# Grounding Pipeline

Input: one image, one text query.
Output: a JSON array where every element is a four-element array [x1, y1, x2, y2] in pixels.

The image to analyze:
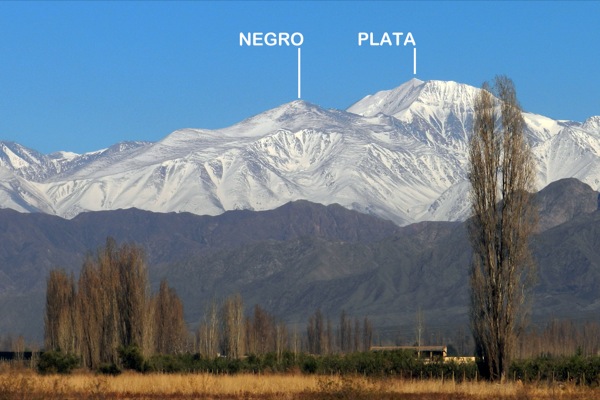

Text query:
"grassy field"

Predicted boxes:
[[0, 369, 598, 400]]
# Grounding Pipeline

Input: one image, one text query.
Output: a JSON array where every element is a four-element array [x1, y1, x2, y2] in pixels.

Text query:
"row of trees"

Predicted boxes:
[[307, 309, 373, 355], [196, 297, 293, 360], [195, 296, 373, 359], [516, 320, 600, 359], [45, 238, 375, 370], [45, 238, 187, 369]]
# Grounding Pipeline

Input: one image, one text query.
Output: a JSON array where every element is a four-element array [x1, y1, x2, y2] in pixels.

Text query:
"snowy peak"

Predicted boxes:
[[583, 116, 600, 133], [346, 80, 481, 151], [347, 78, 424, 118], [224, 100, 357, 139], [410, 80, 479, 115], [48, 151, 80, 162], [103, 141, 151, 155], [261, 100, 325, 120], [251, 100, 333, 127], [347, 79, 478, 121], [0, 140, 152, 182], [0, 141, 55, 181], [0, 141, 45, 170]]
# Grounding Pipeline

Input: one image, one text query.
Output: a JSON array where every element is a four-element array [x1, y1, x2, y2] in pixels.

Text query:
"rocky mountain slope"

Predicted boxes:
[[1, 178, 598, 343]]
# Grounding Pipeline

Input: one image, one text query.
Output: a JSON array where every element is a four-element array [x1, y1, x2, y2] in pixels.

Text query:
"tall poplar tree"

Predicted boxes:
[[468, 76, 537, 381]]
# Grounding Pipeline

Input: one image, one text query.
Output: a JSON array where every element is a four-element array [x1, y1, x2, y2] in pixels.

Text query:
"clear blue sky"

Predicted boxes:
[[0, 1, 598, 154]]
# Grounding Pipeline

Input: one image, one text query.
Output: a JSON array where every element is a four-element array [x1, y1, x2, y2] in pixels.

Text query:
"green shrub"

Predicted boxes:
[[37, 351, 80, 374], [510, 355, 600, 385], [118, 345, 146, 372], [98, 363, 122, 375], [146, 354, 182, 373], [301, 354, 318, 374]]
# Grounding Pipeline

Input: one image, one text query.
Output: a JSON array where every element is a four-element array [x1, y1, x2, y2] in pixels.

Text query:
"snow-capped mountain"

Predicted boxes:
[[1, 79, 599, 225]]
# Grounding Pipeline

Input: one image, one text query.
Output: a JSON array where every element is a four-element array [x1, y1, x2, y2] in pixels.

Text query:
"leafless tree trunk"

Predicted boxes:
[[291, 326, 300, 357], [115, 242, 149, 351], [244, 317, 255, 355], [362, 317, 373, 352], [468, 76, 537, 381], [143, 295, 156, 356], [97, 238, 121, 365], [153, 279, 187, 354], [307, 309, 325, 354], [44, 269, 77, 354], [353, 317, 360, 353], [78, 258, 103, 368], [325, 317, 333, 355], [307, 314, 315, 354], [275, 321, 287, 362], [221, 294, 245, 358], [12, 335, 25, 363], [249, 304, 274, 354], [415, 307, 424, 358], [339, 310, 351, 353], [198, 298, 220, 358]]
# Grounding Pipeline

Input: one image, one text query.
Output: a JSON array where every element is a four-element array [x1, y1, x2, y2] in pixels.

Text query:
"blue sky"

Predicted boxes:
[[0, 1, 598, 154]]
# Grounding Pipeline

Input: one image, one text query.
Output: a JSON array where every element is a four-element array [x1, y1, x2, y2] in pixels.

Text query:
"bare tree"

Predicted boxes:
[[221, 294, 245, 358], [274, 320, 288, 362], [362, 316, 373, 352], [468, 76, 537, 381], [143, 294, 156, 356], [339, 310, 351, 353], [352, 317, 360, 352], [307, 309, 325, 354], [516, 319, 600, 358], [153, 279, 187, 354], [12, 335, 25, 363], [291, 326, 301, 357], [44, 269, 77, 354], [325, 317, 333, 355], [198, 298, 220, 358], [248, 304, 274, 354], [96, 238, 122, 365], [48, 238, 159, 369], [306, 314, 315, 354], [78, 257, 104, 368], [415, 307, 424, 358], [115, 242, 149, 352]]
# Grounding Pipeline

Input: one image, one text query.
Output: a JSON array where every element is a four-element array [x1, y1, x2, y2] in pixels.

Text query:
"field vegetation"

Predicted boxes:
[[1, 349, 598, 399], [0, 366, 597, 400]]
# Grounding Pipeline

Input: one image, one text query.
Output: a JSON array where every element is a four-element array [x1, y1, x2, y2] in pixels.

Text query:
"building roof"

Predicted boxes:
[[370, 345, 447, 353]]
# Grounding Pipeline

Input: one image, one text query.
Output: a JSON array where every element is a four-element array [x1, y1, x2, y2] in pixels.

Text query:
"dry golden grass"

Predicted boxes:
[[0, 369, 597, 399]]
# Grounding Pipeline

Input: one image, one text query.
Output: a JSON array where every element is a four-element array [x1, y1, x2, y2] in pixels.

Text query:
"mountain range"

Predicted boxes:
[[1, 178, 599, 343], [1, 79, 600, 344], [1, 78, 599, 225]]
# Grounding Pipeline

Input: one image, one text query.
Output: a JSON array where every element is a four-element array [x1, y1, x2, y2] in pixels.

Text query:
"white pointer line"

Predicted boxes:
[[413, 47, 417, 75], [298, 47, 302, 99]]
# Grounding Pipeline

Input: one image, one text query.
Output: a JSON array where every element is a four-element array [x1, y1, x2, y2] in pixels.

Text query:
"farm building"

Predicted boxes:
[[370, 345, 448, 362]]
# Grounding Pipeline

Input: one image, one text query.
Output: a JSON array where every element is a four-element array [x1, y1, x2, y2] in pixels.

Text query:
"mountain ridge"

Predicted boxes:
[[1, 79, 600, 225]]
